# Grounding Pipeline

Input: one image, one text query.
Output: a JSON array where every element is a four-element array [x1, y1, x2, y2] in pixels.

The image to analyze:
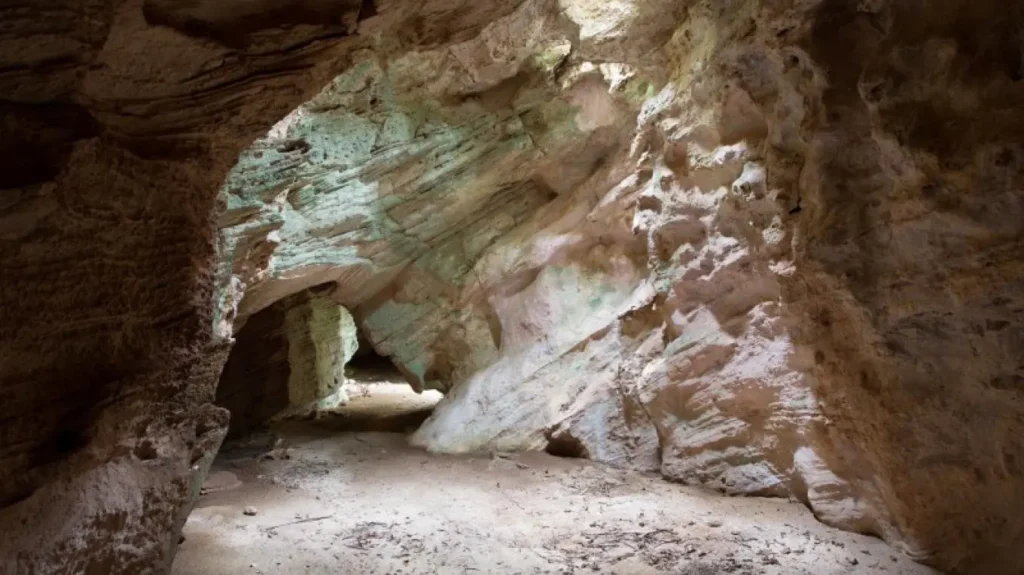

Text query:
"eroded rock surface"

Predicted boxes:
[[217, 289, 359, 435], [282, 290, 359, 412], [1, 0, 1022, 573], [217, 1, 1024, 573], [0, 0, 528, 572]]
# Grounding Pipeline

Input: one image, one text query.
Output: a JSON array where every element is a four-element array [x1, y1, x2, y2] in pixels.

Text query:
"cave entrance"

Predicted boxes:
[[202, 291, 446, 504], [318, 326, 444, 434], [214, 292, 442, 440]]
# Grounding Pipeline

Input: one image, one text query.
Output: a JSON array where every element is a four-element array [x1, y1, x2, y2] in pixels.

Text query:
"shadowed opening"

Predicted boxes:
[[214, 300, 443, 438]]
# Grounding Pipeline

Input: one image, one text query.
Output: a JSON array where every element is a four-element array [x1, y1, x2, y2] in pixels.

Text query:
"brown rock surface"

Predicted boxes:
[[794, 1, 1024, 570], [0, 0, 523, 572], [1, 0, 1022, 574]]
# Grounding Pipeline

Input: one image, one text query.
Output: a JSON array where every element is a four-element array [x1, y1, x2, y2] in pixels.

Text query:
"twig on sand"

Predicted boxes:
[[264, 515, 333, 533]]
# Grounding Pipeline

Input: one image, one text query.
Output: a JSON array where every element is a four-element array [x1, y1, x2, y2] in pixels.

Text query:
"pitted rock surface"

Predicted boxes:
[[1, 0, 1022, 573]]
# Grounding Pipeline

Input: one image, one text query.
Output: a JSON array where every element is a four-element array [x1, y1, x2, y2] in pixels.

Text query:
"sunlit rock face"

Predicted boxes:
[[216, 289, 358, 435], [2, 0, 1022, 573], [216, 0, 631, 391], [224, 0, 817, 507]]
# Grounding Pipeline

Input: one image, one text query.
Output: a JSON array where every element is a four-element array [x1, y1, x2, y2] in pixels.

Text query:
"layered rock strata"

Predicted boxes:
[[1, 0, 1021, 574], [217, 1, 1024, 573], [0, 0, 527, 572]]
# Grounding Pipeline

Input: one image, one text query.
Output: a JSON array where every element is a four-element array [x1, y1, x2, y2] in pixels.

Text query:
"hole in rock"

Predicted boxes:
[[326, 326, 445, 435], [202, 296, 446, 502], [214, 302, 443, 440], [544, 429, 590, 459]]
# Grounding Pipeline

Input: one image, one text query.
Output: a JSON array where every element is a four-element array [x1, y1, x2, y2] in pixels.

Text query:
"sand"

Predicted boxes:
[[174, 393, 935, 575]]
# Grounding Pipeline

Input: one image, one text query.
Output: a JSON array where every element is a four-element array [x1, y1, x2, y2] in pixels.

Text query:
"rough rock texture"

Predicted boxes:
[[2, 0, 1023, 574], [216, 302, 291, 437], [282, 289, 359, 411], [0, 0, 528, 572], [215, 288, 358, 435], [216, 1, 1024, 573], [794, 1, 1024, 570]]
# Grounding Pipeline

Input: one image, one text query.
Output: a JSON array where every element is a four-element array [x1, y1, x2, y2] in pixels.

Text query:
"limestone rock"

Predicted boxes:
[[215, 2, 1024, 573], [283, 291, 359, 412], [0, 0, 534, 572], [2, 0, 1023, 574]]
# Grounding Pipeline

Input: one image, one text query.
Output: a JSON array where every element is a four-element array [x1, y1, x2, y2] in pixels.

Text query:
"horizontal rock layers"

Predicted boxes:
[[217, 1, 1024, 573], [0, 0, 525, 572], [1, 0, 1021, 573]]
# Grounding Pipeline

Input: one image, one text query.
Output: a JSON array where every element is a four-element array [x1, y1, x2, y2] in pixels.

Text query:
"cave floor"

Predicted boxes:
[[314, 381, 444, 433], [173, 424, 934, 575]]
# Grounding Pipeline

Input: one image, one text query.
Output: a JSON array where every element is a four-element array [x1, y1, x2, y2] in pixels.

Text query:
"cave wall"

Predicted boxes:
[[0, 2, 356, 570], [216, 302, 291, 436], [1, 0, 1022, 573], [0, 0, 529, 572], [215, 0, 1024, 573], [794, 1, 1024, 570]]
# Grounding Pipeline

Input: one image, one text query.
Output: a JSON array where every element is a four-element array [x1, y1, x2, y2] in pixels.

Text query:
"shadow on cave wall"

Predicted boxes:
[[795, 0, 1024, 572], [215, 304, 291, 438]]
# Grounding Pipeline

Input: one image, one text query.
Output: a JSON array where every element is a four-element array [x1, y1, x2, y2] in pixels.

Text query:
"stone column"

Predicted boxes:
[[283, 291, 359, 414]]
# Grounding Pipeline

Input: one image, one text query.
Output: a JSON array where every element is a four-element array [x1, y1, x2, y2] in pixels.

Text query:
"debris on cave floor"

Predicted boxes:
[[173, 431, 935, 575]]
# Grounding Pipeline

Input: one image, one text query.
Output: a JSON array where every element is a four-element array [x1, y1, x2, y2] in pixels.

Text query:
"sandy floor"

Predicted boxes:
[[174, 415, 935, 575], [317, 382, 444, 433]]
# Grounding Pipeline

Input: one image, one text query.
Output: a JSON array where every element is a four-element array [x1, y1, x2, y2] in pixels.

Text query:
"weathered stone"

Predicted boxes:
[[2, 0, 1023, 574], [282, 291, 359, 412], [0, 0, 533, 572], [216, 2, 1024, 572], [215, 289, 359, 434]]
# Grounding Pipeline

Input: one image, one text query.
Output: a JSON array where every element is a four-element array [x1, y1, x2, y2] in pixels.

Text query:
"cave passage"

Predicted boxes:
[[215, 302, 443, 439], [178, 297, 934, 575], [321, 329, 445, 434], [184, 314, 932, 575]]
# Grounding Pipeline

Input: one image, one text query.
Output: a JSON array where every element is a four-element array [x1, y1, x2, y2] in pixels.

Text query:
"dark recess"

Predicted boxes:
[[544, 430, 589, 459]]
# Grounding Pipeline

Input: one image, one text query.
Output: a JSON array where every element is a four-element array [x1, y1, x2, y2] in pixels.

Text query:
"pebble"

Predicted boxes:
[[244, 506, 258, 516]]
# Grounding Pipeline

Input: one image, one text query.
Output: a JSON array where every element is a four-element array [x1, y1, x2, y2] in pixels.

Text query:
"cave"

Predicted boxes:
[[214, 292, 442, 440], [2, 0, 1024, 574]]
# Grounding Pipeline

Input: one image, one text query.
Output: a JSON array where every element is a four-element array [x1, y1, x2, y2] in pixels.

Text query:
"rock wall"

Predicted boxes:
[[216, 0, 1024, 573], [216, 302, 291, 436], [1, 0, 1022, 573], [794, 1, 1024, 570], [282, 290, 359, 411], [0, 0, 527, 572]]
